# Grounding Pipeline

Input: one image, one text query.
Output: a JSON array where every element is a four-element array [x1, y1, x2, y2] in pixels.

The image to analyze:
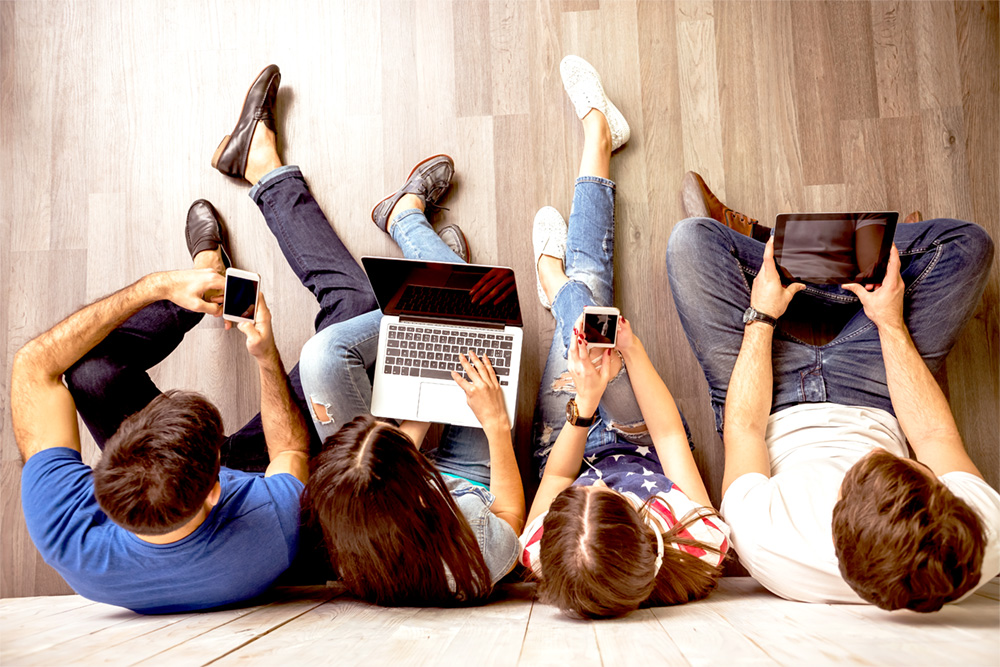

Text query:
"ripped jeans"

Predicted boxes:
[[298, 208, 495, 486], [533, 177, 678, 476]]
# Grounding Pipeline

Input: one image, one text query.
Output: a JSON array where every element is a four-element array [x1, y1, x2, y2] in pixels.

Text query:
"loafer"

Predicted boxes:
[[211, 64, 281, 180], [437, 224, 470, 263], [532, 206, 567, 310], [560, 55, 630, 151], [371, 154, 454, 233], [680, 171, 770, 242], [186, 199, 232, 268]]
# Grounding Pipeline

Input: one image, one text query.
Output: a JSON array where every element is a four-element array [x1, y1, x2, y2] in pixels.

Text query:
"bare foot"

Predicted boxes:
[[244, 122, 282, 185], [387, 193, 426, 232], [538, 254, 568, 305]]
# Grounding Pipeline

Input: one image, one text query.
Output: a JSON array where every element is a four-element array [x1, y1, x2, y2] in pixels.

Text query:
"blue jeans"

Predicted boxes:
[[533, 178, 676, 476], [665, 217, 995, 435], [65, 166, 378, 471], [298, 208, 492, 485]]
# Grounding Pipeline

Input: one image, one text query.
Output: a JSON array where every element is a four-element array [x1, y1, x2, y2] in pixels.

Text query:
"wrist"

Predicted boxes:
[[140, 272, 172, 302], [255, 348, 282, 371], [573, 398, 599, 421]]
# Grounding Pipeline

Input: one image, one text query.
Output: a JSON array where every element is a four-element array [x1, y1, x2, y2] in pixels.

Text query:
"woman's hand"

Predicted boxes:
[[615, 315, 639, 355], [568, 327, 611, 418], [451, 349, 511, 433]]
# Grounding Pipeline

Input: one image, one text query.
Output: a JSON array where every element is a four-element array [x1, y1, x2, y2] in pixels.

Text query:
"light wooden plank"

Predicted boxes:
[[871, 0, 920, 118], [490, 0, 530, 116], [593, 608, 690, 666], [877, 115, 927, 215], [517, 598, 600, 666], [675, 18, 726, 201], [0, 593, 95, 627]]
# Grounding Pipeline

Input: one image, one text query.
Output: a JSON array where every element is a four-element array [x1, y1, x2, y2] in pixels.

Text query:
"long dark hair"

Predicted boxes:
[[537, 486, 723, 619], [303, 416, 492, 606]]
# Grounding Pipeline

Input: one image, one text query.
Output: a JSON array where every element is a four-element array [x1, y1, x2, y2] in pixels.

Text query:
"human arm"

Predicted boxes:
[[451, 350, 525, 533], [843, 246, 981, 478], [11, 270, 226, 463], [237, 293, 309, 483], [722, 238, 806, 496], [524, 332, 611, 526], [615, 318, 713, 508]]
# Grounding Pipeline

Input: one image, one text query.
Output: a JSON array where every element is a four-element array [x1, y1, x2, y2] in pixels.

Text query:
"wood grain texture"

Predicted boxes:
[[2, 0, 998, 601], [1, 580, 996, 665]]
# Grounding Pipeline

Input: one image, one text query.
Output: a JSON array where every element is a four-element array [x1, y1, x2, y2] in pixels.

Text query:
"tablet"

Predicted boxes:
[[773, 212, 898, 285]]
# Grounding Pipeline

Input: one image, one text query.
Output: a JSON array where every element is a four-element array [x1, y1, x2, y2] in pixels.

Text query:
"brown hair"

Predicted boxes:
[[832, 449, 986, 612], [94, 390, 224, 535], [303, 416, 492, 606], [537, 486, 724, 619]]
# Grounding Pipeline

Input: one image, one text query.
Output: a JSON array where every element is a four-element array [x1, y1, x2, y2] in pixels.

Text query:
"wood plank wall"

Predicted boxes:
[[2, 0, 997, 598]]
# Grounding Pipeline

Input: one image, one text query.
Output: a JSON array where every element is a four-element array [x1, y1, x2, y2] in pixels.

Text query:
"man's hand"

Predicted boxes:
[[843, 245, 904, 331], [157, 269, 226, 316], [237, 293, 278, 363], [451, 350, 511, 433], [751, 238, 805, 318], [567, 327, 611, 418]]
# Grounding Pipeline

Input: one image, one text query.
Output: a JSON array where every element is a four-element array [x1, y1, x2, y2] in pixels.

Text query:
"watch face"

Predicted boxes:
[[566, 400, 576, 423], [742, 307, 755, 324]]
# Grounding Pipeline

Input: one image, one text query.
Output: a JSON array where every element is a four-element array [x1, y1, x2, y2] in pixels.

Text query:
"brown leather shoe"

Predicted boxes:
[[186, 199, 232, 268], [211, 64, 280, 179], [371, 155, 454, 232], [681, 171, 769, 241], [437, 224, 470, 263], [903, 210, 923, 224]]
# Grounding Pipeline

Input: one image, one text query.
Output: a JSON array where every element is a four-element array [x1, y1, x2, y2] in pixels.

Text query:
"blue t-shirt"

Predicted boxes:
[[21, 447, 303, 614]]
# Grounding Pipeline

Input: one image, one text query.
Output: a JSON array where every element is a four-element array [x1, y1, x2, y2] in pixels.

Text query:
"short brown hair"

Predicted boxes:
[[537, 486, 723, 619], [303, 416, 492, 606], [832, 449, 985, 612], [94, 390, 224, 535]]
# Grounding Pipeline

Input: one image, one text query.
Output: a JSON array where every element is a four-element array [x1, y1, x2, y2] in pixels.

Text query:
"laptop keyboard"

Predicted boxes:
[[384, 324, 514, 386]]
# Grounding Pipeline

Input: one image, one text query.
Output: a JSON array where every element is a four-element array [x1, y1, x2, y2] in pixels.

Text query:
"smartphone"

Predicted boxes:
[[582, 306, 620, 348], [223, 268, 260, 323]]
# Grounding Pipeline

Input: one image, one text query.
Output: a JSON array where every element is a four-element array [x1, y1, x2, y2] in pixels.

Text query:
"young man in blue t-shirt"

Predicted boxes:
[[11, 64, 382, 613]]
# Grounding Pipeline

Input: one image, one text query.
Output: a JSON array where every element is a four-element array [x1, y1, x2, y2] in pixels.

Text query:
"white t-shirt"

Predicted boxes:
[[721, 402, 1000, 605]]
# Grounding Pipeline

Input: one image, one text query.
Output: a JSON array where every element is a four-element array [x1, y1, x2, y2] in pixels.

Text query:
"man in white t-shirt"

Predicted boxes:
[[665, 208, 998, 612]]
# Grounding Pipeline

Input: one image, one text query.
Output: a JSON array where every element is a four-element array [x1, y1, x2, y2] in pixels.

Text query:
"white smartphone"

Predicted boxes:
[[223, 268, 260, 323], [582, 306, 620, 348]]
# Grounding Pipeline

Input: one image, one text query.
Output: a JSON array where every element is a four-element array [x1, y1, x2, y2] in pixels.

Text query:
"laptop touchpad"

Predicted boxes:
[[418, 382, 478, 426]]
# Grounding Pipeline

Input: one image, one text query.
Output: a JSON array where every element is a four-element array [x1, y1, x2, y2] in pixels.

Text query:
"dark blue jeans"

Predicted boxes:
[[65, 166, 378, 471], [665, 217, 994, 435]]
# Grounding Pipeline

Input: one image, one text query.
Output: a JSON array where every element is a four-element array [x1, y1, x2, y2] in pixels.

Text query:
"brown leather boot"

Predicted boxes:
[[903, 210, 923, 224], [681, 171, 770, 241]]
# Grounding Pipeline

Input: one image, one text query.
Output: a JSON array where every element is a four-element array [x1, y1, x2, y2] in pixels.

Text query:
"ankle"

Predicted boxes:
[[582, 110, 611, 142], [193, 248, 226, 273], [388, 193, 425, 231], [538, 255, 569, 304], [245, 122, 282, 185]]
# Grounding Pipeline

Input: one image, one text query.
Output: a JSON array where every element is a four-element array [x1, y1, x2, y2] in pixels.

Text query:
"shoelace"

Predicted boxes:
[[724, 209, 759, 227]]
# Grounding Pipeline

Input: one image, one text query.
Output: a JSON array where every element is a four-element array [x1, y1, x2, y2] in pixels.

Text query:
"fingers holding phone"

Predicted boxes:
[[236, 291, 278, 363]]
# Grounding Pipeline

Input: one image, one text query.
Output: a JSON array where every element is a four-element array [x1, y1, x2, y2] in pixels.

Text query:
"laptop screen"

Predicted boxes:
[[361, 257, 523, 327]]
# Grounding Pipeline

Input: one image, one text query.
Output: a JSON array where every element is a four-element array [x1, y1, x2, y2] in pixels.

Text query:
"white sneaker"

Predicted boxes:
[[560, 55, 630, 151], [533, 206, 568, 310]]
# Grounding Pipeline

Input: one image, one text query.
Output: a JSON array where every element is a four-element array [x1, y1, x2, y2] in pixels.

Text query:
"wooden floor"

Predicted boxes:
[[0, 578, 997, 666], [2, 1, 997, 598]]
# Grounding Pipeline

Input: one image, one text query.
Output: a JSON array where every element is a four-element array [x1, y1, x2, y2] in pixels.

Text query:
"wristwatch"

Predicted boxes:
[[742, 306, 777, 327], [566, 399, 598, 428]]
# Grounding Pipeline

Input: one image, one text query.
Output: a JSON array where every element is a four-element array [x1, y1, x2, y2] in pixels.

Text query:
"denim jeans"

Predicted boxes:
[[298, 208, 492, 485], [65, 166, 379, 471], [533, 177, 673, 477], [665, 217, 995, 435]]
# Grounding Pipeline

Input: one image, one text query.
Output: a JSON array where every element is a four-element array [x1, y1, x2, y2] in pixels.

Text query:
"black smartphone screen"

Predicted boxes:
[[224, 275, 259, 320], [773, 212, 898, 285], [583, 312, 619, 345]]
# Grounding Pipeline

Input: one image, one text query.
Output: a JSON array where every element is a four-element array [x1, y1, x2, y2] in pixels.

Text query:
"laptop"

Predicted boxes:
[[362, 257, 524, 428]]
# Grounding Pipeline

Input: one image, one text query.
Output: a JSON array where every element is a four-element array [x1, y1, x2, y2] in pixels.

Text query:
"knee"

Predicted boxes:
[[65, 357, 119, 400], [665, 218, 722, 269]]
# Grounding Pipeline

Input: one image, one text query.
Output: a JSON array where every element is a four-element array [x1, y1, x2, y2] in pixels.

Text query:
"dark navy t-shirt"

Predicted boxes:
[[21, 447, 303, 614]]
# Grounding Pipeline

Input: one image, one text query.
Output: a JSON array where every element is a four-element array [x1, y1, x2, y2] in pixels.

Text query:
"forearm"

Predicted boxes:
[[17, 275, 163, 380], [257, 353, 310, 460], [619, 340, 687, 442], [721, 324, 774, 493], [878, 323, 978, 476], [485, 425, 525, 533]]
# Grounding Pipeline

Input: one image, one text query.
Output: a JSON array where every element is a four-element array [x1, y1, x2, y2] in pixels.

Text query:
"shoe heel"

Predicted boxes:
[[211, 135, 231, 169]]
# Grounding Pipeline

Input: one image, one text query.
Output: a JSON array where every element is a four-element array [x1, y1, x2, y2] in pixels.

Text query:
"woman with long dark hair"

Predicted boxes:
[[297, 157, 524, 606], [520, 55, 729, 619]]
